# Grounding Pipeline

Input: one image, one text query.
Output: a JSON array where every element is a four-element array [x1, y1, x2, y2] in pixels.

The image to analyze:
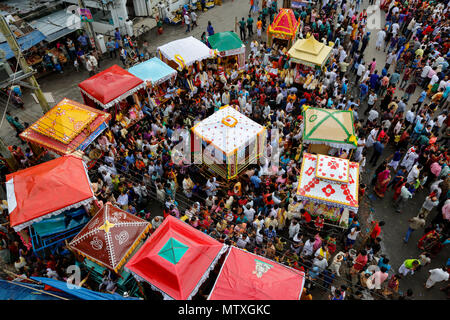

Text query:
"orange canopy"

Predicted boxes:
[[6, 155, 95, 232], [268, 8, 299, 36]]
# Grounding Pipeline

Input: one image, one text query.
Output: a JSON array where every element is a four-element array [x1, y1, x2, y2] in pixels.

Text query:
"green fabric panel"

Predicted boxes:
[[208, 31, 244, 52], [158, 238, 189, 265], [33, 215, 67, 238]]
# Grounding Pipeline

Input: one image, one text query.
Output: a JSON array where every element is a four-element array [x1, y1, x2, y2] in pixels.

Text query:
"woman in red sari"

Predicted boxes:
[[374, 168, 391, 198], [418, 230, 443, 256]]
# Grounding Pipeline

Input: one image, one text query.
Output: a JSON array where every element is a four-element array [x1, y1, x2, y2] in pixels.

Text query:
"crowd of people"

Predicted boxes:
[[0, 0, 449, 300]]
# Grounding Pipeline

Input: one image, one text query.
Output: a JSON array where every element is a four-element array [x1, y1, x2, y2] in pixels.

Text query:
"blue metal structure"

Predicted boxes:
[[29, 207, 90, 258], [31, 278, 141, 300], [80, 258, 142, 298]]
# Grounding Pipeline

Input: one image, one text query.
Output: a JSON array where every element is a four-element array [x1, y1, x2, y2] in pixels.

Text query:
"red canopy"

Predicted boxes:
[[69, 203, 151, 272], [125, 215, 227, 300], [6, 155, 95, 232], [78, 65, 144, 109], [268, 8, 299, 36], [208, 247, 305, 300]]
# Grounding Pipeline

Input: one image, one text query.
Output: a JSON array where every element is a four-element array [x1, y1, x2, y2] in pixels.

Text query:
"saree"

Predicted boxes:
[[374, 169, 391, 197]]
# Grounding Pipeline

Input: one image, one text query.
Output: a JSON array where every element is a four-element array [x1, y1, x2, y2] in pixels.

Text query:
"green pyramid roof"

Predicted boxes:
[[207, 31, 244, 52], [158, 237, 189, 264]]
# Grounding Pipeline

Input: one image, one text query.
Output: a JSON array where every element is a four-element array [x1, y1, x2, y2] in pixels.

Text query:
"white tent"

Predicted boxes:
[[192, 106, 266, 179], [157, 36, 214, 70]]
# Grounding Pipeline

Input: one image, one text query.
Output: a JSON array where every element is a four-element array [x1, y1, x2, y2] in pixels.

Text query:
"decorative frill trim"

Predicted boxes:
[[80, 82, 146, 109], [150, 73, 177, 86], [13, 197, 96, 232], [304, 139, 357, 149], [158, 50, 213, 68]]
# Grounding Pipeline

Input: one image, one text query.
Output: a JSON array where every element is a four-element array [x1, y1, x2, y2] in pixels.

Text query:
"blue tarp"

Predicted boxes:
[[78, 122, 108, 151], [32, 207, 88, 238], [0, 280, 70, 300], [0, 30, 46, 60], [128, 57, 177, 85], [31, 277, 140, 300]]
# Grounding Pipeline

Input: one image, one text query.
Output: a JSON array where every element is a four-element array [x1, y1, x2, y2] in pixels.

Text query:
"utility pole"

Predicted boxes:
[[77, 0, 101, 55], [0, 15, 50, 113]]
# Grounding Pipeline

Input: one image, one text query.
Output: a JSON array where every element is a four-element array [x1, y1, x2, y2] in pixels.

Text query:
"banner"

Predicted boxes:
[[79, 8, 93, 22], [77, 122, 108, 151]]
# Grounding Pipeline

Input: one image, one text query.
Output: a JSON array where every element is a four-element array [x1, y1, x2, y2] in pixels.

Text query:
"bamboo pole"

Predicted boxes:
[[0, 15, 50, 113]]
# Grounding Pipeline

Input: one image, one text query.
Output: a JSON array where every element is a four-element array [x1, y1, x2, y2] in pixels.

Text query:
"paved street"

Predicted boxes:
[[0, 0, 448, 299]]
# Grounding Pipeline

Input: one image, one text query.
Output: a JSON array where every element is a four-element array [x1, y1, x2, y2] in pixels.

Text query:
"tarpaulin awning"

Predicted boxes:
[[125, 215, 227, 300], [207, 31, 245, 56], [302, 107, 357, 149], [268, 8, 299, 37], [0, 280, 69, 300], [19, 98, 111, 155], [128, 57, 177, 86], [288, 36, 332, 67], [6, 155, 95, 232], [30, 9, 81, 43], [0, 30, 46, 60], [30, 277, 139, 300], [157, 36, 214, 70], [208, 247, 305, 300], [78, 64, 145, 109], [69, 203, 151, 273], [296, 153, 360, 212]]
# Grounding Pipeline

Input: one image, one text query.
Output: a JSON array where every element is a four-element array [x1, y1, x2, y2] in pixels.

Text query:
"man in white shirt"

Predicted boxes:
[[221, 91, 230, 105], [243, 204, 256, 222], [385, 51, 397, 70], [436, 113, 447, 130], [391, 5, 399, 15], [190, 10, 197, 29], [391, 22, 400, 36], [184, 12, 191, 32], [356, 62, 365, 83], [244, 102, 252, 116], [425, 267, 449, 288], [419, 195, 439, 218], [313, 254, 328, 272], [367, 91, 377, 110], [238, 93, 246, 110], [376, 29, 386, 50], [395, 183, 413, 213], [429, 71, 440, 87], [301, 237, 315, 257], [288, 220, 300, 239], [151, 216, 164, 229], [276, 91, 284, 107], [236, 234, 251, 249], [286, 101, 294, 113], [407, 164, 422, 184], [117, 191, 129, 209], [252, 216, 264, 232], [368, 109, 379, 123], [421, 64, 432, 85], [205, 177, 219, 197], [326, 69, 338, 83], [405, 109, 416, 129]]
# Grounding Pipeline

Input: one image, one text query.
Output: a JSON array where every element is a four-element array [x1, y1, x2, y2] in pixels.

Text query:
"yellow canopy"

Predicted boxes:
[[287, 36, 332, 67], [31, 99, 98, 144]]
